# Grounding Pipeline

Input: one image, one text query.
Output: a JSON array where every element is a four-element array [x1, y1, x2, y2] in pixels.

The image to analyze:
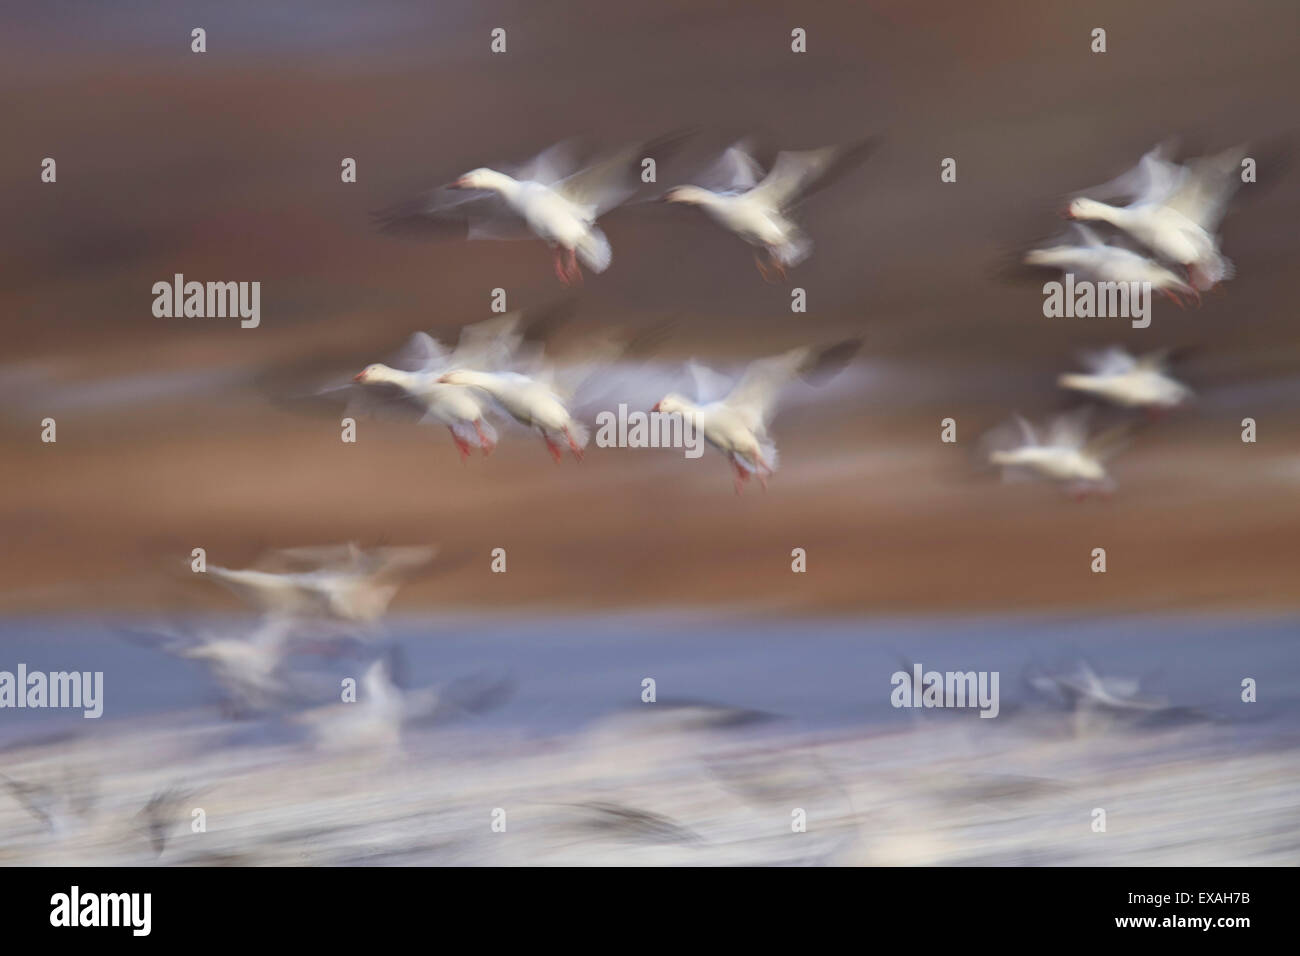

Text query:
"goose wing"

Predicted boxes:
[[723, 340, 860, 430], [748, 137, 878, 210]]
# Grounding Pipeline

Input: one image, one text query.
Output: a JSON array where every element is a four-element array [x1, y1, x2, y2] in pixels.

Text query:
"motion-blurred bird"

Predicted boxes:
[[1058, 347, 1193, 412], [122, 616, 298, 716], [437, 316, 668, 463], [653, 340, 860, 493], [986, 410, 1129, 498], [376, 136, 684, 285], [664, 138, 876, 279], [206, 545, 435, 627], [1065, 144, 1245, 291], [296, 648, 513, 752], [437, 367, 589, 462], [1024, 225, 1199, 306]]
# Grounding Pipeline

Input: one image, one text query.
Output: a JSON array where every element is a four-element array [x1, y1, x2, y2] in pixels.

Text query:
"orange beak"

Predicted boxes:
[[651, 401, 662, 412], [352, 371, 365, 383]]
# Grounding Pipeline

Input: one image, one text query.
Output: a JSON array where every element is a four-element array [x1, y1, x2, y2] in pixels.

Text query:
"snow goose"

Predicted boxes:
[[319, 303, 573, 459], [664, 138, 876, 279], [437, 315, 669, 463], [1065, 144, 1245, 290], [652, 340, 860, 493], [437, 368, 589, 462], [352, 359, 498, 460], [296, 649, 513, 752], [376, 135, 686, 285], [985, 410, 1129, 498], [1057, 346, 1193, 413], [120, 617, 299, 717], [1024, 224, 1199, 306], [205, 545, 435, 628]]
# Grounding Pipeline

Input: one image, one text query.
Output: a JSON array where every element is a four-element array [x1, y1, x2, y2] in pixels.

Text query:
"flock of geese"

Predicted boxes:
[[987, 141, 1250, 496], [361, 134, 880, 489], [144, 138, 1249, 724], [364, 134, 1253, 497], [126, 544, 512, 739], [6, 138, 1256, 844]]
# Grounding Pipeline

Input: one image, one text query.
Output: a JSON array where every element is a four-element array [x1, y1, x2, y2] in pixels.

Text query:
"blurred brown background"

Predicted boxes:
[[2, 0, 1298, 615]]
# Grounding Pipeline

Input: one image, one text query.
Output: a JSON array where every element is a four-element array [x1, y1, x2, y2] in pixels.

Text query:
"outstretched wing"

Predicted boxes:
[[558, 133, 691, 220], [694, 140, 768, 193], [1160, 145, 1246, 231], [449, 299, 577, 372], [723, 340, 860, 430], [372, 186, 534, 242], [687, 360, 736, 405], [749, 137, 878, 210]]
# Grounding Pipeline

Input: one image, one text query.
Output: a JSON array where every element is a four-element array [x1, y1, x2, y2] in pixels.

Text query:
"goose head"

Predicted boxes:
[[353, 363, 393, 385], [452, 168, 514, 193], [652, 393, 693, 415], [1063, 197, 1110, 221]]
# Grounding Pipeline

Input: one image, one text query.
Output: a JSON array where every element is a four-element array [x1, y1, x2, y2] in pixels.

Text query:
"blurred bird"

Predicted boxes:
[[376, 136, 686, 284], [437, 367, 589, 462], [295, 648, 514, 752], [122, 616, 299, 716], [653, 340, 860, 493], [133, 785, 193, 856], [301, 302, 574, 460], [351, 359, 497, 461], [1058, 346, 1193, 413], [663, 138, 877, 279], [986, 410, 1129, 498], [1065, 144, 1245, 290], [437, 316, 670, 463], [1024, 224, 1199, 306], [206, 545, 435, 627], [1027, 660, 1166, 713], [1, 767, 98, 836], [1022, 660, 1214, 735]]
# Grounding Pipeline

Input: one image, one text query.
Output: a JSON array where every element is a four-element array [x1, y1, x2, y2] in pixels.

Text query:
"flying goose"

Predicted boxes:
[[664, 138, 877, 280], [986, 410, 1130, 497], [652, 340, 860, 493], [1065, 144, 1245, 290], [1057, 346, 1193, 412], [376, 136, 685, 285], [1024, 224, 1199, 306]]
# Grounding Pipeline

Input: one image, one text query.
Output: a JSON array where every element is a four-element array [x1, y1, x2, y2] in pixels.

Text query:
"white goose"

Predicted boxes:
[[296, 650, 513, 752], [1024, 224, 1199, 306], [987, 411, 1128, 497], [1057, 346, 1193, 412], [346, 305, 572, 459], [664, 139, 876, 280], [653, 341, 860, 493], [206, 545, 435, 626], [435, 315, 663, 463], [122, 616, 298, 716], [1065, 144, 1244, 290], [437, 368, 589, 462], [377, 138, 678, 285], [352, 362, 496, 459]]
